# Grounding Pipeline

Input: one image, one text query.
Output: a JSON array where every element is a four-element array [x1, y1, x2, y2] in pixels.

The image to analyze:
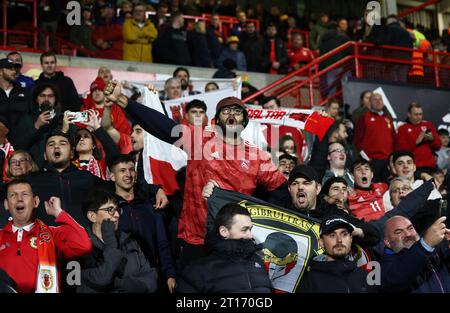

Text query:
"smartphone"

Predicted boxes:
[[69, 111, 89, 123]]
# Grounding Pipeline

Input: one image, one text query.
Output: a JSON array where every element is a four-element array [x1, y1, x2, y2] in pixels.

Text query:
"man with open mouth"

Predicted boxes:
[[0, 178, 91, 293], [104, 81, 288, 269], [348, 159, 388, 222]]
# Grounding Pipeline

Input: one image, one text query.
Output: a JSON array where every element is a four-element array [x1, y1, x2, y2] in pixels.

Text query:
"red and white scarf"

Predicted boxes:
[[35, 219, 59, 293]]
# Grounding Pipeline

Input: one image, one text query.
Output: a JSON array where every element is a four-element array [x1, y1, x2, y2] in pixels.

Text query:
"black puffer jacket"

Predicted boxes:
[[176, 232, 272, 293], [26, 164, 103, 227], [296, 255, 370, 293], [77, 228, 159, 293]]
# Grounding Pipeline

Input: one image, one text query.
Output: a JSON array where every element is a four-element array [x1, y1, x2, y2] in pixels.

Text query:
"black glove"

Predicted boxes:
[[101, 219, 118, 248]]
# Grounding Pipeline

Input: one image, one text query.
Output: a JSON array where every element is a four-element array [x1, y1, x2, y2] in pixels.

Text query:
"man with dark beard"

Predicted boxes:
[[297, 214, 371, 293], [103, 81, 287, 269], [381, 215, 450, 292]]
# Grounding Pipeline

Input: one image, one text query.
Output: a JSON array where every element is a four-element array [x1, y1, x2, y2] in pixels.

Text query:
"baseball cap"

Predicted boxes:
[[288, 165, 319, 184], [320, 214, 354, 236], [90, 77, 106, 92], [0, 58, 17, 69]]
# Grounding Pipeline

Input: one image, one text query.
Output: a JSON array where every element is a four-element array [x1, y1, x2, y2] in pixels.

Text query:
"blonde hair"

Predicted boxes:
[[5, 150, 39, 179]]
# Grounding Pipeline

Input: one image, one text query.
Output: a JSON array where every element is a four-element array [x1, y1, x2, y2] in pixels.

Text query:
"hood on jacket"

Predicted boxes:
[[205, 231, 258, 260], [309, 254, 357, 276], [38, 71, 65, 81]]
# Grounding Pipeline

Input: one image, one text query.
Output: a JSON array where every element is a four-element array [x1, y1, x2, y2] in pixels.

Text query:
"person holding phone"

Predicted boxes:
[[12, 83, 78, 167]]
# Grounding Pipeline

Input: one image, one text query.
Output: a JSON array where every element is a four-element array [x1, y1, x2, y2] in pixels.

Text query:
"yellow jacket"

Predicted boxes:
[[123, 18, 158, 62]]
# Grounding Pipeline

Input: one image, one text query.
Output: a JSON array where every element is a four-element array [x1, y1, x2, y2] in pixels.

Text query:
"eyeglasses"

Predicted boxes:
[[391, 186, 412, 194], [329, 149, 345, 154], [9, 158, 30, 166], [221, 107, 243, 115], [98, 206, 122, 216]]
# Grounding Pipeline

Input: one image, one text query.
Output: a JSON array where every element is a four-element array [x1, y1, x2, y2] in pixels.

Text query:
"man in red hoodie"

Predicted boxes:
[[396, 102, 441, 170], [354, 93, 395, 182], [0, 178, 91, 293], [81, 77, 132, 154]]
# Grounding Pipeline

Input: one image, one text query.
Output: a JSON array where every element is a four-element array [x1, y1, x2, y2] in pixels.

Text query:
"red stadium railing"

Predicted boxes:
[[243, 41, 450, 108]]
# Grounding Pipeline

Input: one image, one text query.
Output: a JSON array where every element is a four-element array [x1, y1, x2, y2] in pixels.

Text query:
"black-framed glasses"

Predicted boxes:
[[98, 206, 122, 216], [221, 106, 243, 115]]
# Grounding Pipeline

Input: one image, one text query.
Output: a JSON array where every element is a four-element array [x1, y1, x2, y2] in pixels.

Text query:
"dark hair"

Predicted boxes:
[[108, 154, 135, 170], [82, 187, 118, 217], [438, 128, 449, 136], [40, 51, 57, 65], [359, 90, 372, 107], [350, 159, 373, 173], [214, 203, 251, 233], [205, 81, 219, 91], [328, 120, 345, 136], [262, 96, 280, 107], [173, 67, 190, 78], [321, 176, 348, 196], [279, 134, 296, 152], [4, 177, 35, 196], [407, 102, 422, 113], [74, 128, 103, 161], [6, 51, 21, 58], [185, 99, 207, 113], [326, 98, 339, 108], [32, 82, 60, 111], [392, 150, 415, 164], [45, 131, 73, 149]]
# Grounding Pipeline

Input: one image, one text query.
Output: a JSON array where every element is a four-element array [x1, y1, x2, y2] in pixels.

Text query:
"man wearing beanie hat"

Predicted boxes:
[[296, 214, 372, 293], [104, 82, 287, 268], [81, 77, 132, 154]]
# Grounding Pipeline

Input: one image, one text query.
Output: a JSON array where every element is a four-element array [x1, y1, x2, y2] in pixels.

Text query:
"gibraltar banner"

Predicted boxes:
[[246, 105, 335, 141], [207, 188, 322, 293], [207, 188, 373, 293]]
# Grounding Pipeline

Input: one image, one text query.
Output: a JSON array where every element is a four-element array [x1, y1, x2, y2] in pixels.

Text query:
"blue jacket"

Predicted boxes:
[[118, 195, 177, 280], [15, 74, 35, 91], [381, 240, 450, 293], [217, 47, 247, 71]]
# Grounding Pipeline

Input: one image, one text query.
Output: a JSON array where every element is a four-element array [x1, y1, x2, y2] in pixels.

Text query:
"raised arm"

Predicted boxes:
[[104, 81, 180, 144]]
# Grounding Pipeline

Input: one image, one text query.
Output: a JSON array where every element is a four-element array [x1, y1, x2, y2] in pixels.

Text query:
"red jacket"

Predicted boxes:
[[178, 125, 286, 245], [354, 111, 395, 160], [348, 182, 388, 221], [91, 22, 123, 60], [287, 47, 315, 74], [81, 97, 132, 154], [0, 211, 92, 293], [396, 120, 441, 168]]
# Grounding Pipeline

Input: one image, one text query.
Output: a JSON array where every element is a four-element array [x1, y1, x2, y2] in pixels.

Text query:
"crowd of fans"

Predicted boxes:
[[15, 0, 445, 79], [0, 45, 448, 293]]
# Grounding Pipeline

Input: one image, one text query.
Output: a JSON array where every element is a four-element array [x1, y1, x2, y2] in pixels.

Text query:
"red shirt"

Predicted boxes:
[[354, 111, 395, 160], [81, 97, 132, 154], [348, 183, 388, 221], [396, 120, 441, 168], [91, 23, 123, 60], [0, 211, 91, 293], [178, 125, 286, 245], [287, 47, 315, 74]]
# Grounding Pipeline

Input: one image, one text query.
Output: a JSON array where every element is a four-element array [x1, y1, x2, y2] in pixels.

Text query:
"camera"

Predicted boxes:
[[68, 111, 89, 123]]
